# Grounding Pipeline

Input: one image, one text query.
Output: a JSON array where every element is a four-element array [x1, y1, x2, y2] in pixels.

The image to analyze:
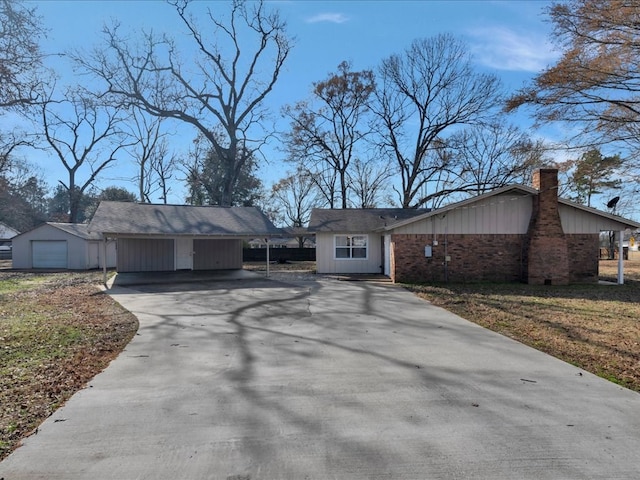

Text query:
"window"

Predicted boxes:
[[334, 235, 368, 259]]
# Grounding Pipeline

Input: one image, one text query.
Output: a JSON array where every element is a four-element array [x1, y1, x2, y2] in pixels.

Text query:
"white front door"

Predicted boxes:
[[175, 237, 193, 270]]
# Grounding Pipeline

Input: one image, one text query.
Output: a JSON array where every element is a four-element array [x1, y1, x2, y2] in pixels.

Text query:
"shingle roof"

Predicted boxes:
[[0, 221, 20, 239], [48, 222, 102, 240], [308, 208, 428, 233], [88, 201, 283, 236]]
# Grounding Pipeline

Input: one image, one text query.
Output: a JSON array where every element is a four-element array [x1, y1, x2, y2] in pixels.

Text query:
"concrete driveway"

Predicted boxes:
[[2, 274, 640, 479]]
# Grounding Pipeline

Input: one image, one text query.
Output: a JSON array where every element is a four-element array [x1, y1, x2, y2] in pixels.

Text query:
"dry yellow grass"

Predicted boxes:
[[408, 259, 640, 392]]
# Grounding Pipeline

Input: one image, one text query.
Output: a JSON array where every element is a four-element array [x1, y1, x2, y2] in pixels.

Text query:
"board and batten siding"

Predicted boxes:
[[117, 238, 174, 272], [392, 193, 533, 235], [193, 239, 242, 270], [315, 232, 383, 274], [391, 194, 631, 236], [559, 204, 632, 233]]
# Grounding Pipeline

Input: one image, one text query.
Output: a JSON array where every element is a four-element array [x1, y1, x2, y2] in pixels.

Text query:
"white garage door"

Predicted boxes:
[[32, 240, 68, 268]]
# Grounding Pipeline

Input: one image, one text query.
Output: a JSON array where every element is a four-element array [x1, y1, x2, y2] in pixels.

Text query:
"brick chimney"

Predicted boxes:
[[526, 168, 569, 285]]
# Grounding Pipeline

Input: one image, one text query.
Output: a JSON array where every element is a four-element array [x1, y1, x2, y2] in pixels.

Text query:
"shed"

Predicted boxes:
[[310, 169, 640, 284], [12, 222, 116, 270], [88, 201, 282, 273]]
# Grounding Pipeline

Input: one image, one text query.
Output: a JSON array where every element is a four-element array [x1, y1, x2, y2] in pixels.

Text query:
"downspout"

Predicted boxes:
[[618, 230, 624, 285]]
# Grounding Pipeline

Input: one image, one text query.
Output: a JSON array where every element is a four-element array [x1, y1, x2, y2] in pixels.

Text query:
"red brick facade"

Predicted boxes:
[[566, 234, 600, 283], [391, 233, 525, 283], [390, 170, 601, 285], [391, 232, 599, 284]]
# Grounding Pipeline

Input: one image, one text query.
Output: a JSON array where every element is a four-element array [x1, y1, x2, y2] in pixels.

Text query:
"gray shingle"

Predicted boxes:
[[308, 208, 428, 233], [0, 221, 20, 239], [48, 222, 102, 240], [89, 202, 283, 236]]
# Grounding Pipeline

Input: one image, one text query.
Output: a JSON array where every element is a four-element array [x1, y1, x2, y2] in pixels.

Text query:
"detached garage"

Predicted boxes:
[[88, 201, 282, 273], [12, 223, 117, 270]]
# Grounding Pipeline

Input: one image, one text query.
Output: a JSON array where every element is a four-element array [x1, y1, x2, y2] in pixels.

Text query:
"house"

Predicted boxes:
[[88, 201, 282, 272], [0, 221, 19, 244], [12, 223, 116, 270], [309, 169, 640, 284], [308, 208, 428, 275]]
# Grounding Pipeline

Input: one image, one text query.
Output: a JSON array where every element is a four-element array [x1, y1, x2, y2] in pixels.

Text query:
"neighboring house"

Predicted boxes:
[[308, 208, 428, 275], [88, 201, 282, 272], [12, 223, 116, 270], [0, 221, 19, 244], [0, 221, 20, 259], [309, 169, 640, 284]]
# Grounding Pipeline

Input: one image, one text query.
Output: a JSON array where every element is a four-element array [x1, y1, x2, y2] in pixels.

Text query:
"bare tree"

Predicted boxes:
[[375, 34, 502, 208], [267, 167, 318, 227], [283, 61, 375, 208], [0, 0, 45, 108], [151, 148, 177, 204], [349, 158, 392, 208], [125, 109, 175, 203], [75, 0, 291, 206], [1, 0, 46, 179], [0, 131, 31, 177], [265, 167, 319, 247], [447, 121, 550, 197], [36, 89, 131, 223]]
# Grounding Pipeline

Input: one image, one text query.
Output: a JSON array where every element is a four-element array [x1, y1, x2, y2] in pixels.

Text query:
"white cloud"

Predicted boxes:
[[468, 26, 559, 72], [305, 12, 349, 24]]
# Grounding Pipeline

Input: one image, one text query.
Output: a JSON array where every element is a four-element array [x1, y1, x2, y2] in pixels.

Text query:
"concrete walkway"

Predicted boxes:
[[1, 275, 640, 479]]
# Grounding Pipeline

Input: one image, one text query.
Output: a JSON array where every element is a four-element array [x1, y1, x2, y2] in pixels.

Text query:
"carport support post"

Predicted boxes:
[[102, 237, 108, 286], [618, 230, 624, 285], [266, 238, 270, 278]]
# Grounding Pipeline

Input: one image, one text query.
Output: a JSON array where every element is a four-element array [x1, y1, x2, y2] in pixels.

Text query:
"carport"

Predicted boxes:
[[88, 201, 283, 278]]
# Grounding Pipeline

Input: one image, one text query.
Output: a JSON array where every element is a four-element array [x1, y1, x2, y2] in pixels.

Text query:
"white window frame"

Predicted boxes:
[[334, 234, 368, 260]]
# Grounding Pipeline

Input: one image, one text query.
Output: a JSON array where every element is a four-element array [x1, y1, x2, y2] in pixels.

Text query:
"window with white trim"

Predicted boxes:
[[334, 235, 368, 259]]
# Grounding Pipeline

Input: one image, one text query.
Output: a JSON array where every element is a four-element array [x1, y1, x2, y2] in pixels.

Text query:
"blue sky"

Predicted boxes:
[[25, 0, 560, 204]]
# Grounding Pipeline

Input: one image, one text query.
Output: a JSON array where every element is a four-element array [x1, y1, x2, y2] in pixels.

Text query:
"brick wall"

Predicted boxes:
[[391, 233, 526, 283], [391, 232, 599, 284], [566, 234, 600, 283]]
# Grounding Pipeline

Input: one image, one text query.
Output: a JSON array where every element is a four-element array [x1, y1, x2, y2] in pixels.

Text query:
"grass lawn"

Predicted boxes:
[[0, 271, 138, 460], [407, 259, 640, 393]]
